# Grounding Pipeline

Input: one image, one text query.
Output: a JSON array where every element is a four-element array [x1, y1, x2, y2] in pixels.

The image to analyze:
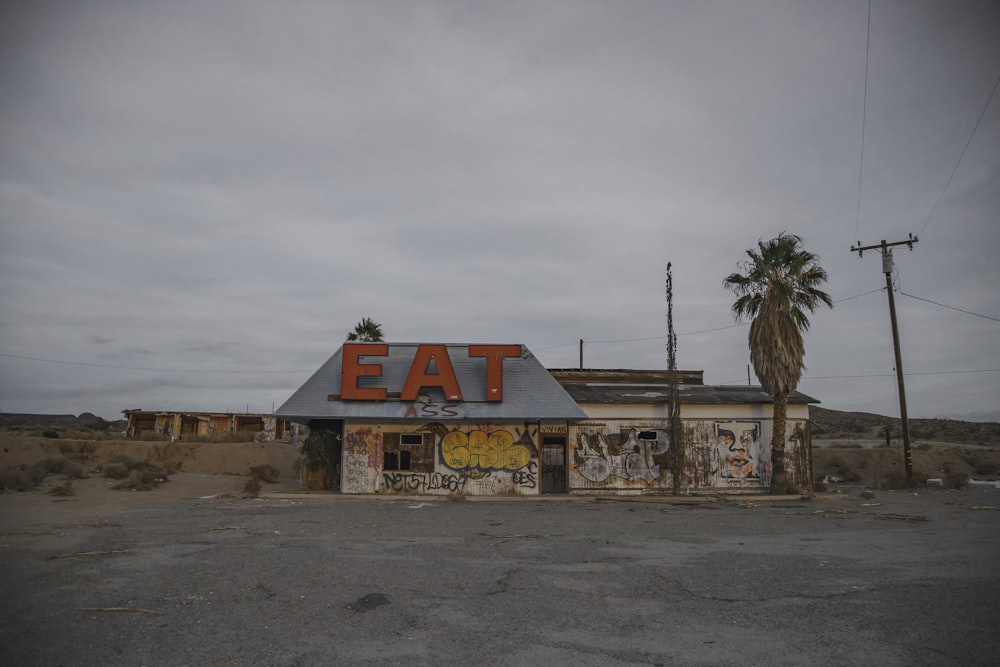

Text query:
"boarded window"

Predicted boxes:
[[383, 433, 432, 472]]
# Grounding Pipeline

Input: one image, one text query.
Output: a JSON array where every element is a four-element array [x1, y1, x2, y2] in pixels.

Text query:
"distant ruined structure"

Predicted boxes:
[[122, 410, 293, 442]]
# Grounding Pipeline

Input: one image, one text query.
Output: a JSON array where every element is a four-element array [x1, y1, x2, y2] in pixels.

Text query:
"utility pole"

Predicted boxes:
[[666, 263, 683, 495], [850, 235, 918, 478]]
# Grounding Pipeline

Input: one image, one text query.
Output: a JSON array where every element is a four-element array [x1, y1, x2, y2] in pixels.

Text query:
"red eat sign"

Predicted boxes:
[[340, 344, 521, 402]]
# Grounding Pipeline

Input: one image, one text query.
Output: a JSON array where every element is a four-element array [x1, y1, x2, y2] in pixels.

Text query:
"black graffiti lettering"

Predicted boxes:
[[382, 471, 469, 494], [512, 460, 538, 488]]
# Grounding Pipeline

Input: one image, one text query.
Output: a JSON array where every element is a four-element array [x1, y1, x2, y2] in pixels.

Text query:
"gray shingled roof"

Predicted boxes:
[[558, 382, 818, 405], [275, 343, 587, 423]]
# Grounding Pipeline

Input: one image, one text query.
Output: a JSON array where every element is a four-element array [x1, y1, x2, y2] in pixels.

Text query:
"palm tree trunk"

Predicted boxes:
[[770, 390, 788, 493]]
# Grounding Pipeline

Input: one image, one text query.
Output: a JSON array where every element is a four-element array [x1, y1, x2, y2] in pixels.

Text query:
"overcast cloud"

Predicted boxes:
[[1, 0, 998, 421]]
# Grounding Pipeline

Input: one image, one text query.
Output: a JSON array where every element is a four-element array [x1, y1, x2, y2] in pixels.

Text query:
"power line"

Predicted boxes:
[[854, 0, 872, 245], [545, 288, 885, 350], [725, 368, 1000, 384], [835, 287, 884, 303], [0, 287, 905, 372], [896, 290, 1000, 323], [920, 70, 1000, 236], [806, 369, 1000, 379]]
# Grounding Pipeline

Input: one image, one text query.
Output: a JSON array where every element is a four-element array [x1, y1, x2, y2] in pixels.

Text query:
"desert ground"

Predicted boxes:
[[1, 432, 999, 665]]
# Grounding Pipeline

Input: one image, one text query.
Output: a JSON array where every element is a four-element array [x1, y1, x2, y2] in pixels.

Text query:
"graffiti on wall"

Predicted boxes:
[[439, 426, 537, 474], [345, 427, 382, 468], [681, 420, 769, 488], [573, 428, 670, 485], [569, 420, 780, 491], [343, 427, 383, 493], [511, 460, 538, 488], [383, 471, 468, 494], [336, 421, 540, 494], [716, 421, 761, 481]]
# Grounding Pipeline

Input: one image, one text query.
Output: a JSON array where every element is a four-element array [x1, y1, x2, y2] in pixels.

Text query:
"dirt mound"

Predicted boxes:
[[813, 442, 1000, 488], [1, 434, 301, 479]]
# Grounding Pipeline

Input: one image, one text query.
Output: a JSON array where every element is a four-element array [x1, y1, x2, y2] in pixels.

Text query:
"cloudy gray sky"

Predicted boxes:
[[1, 0, 998, 422]]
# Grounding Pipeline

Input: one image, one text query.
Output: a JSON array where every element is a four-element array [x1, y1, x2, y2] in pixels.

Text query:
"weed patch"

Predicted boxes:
[[943, 471, 969, 490], [248, 464, 280, 483], [243, 477, 263, 497], [48, 481, 74, 496], [102, 458, 170, 491]]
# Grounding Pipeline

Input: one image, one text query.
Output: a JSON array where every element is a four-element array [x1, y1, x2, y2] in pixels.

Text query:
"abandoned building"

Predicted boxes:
[[275, 342, 818, 496], [550, 369, 815, 493], [122, 410, 293, 442]]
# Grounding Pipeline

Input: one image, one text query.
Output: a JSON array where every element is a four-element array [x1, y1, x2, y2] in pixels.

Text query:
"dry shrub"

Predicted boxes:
[[0, 467, 38, 492], [104, 458, 170, 491], [61, 462, 86, 479], [943, 471, 969, 490], [57, 441, 79, 455], [102, 463, 131, 479], [113, 469, 160, 491], [882, 472, 923, 490], [243, 477, 263, 497], [819, 454, 861, 483], [48, 481, 74, 496], [248, 464, 280, 483], [39, 458, 68, 475], [973, 461, 996, 476], [882, 472, 907, 490], [1, 459, 76, 491]]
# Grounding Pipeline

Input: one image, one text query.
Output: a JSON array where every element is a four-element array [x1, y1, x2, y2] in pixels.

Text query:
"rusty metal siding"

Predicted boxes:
[[341, 421, 541, 496], [122, 411, 292, 442]]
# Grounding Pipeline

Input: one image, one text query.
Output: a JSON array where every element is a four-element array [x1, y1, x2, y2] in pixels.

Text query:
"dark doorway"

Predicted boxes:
[[541, 436, 567, 493]]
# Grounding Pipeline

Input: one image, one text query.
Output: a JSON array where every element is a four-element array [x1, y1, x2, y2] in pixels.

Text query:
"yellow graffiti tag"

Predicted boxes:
[[440, 429, 531, 472]]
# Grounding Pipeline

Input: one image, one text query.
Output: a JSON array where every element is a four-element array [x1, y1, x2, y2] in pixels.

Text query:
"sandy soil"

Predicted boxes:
[[0, 435, 305, 528], [0, 435, 301, 476], [813, 438, 1000, 485], [2, 433, 997, 525]]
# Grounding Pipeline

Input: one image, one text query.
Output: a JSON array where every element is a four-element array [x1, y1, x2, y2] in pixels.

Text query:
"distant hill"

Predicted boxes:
[[2, 408, 998, 447], [811, 406, 1000, 446], [0, 413, 103, 424]]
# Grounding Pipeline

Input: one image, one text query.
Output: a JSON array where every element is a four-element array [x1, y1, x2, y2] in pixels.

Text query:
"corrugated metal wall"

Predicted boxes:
[[341, 421, 542, 496], [338, 416, 811, 496], [569, 417, 811, 494]]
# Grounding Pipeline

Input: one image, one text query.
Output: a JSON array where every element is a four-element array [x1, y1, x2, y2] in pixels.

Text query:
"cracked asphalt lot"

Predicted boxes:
[[1, 480, 998, 666]]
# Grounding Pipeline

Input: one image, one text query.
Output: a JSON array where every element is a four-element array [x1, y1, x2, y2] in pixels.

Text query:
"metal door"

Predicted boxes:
[[541, 436, 566, 493]]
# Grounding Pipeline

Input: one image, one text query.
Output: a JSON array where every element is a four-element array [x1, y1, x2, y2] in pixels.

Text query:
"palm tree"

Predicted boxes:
[[723, 233, 832, 493], [346, 317, 385, 342]]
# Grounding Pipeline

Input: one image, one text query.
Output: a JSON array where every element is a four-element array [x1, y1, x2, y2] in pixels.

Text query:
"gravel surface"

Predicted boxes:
[[1, 478, 998, 666]]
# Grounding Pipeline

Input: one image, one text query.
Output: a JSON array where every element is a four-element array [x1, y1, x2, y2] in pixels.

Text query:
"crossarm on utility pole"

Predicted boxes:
[[851, 235, 918, 479]]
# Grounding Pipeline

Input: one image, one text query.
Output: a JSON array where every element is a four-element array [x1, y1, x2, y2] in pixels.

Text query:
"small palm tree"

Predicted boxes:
[[723, 232, 832, 493], [346, 317, 385, 342]]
